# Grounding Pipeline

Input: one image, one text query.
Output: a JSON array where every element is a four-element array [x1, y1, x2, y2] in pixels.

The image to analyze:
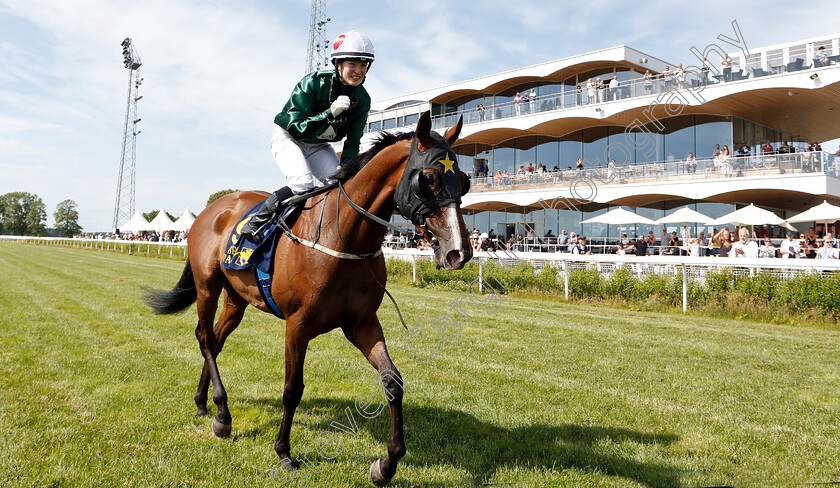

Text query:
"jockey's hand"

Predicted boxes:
[[330, 96, 351, 117]]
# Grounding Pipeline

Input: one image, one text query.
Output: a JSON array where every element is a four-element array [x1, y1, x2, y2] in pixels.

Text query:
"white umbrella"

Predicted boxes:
[[581, 207, 656, 225], [118, 210, 150, 233], [148, 208, 175, 234], [786, 200, 840, 224], [581, 207, 656, 248], [655, 206, 711, 224], [706, 203, 796, 231], [172, 207, 196, 232]]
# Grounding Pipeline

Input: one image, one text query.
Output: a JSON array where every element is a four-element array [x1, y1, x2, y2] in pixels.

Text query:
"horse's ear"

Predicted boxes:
[[416, 111, 434, 152], [444, 115, 463, 146]]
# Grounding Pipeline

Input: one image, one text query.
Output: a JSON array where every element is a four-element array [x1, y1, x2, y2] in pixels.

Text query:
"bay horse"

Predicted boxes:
[[145, 112, 472, 485]]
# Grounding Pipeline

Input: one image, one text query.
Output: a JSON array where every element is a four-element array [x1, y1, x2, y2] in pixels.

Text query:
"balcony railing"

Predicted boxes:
[[471, 151, 839, 191], [417, 42, 840, 131]]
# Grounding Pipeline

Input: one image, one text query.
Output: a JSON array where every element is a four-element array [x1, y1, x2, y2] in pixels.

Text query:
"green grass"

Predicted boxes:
[[1, 242, 839, 487]]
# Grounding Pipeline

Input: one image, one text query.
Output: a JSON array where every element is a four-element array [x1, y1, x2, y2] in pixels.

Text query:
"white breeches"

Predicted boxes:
[[271, 125, 341, 194]]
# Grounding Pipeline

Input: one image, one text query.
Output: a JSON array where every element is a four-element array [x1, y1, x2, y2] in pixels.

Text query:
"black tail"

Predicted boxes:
[[144, 260, 198, 314]]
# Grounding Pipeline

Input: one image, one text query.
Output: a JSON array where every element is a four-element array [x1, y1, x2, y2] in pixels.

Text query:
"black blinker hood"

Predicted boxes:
[[395, 133, 464, 226]]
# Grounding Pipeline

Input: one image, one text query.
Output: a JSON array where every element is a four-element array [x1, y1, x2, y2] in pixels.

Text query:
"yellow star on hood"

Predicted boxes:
[[438, 153, 456, 174]]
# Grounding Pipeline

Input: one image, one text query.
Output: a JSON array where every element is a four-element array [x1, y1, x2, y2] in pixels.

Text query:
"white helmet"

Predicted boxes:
[[330, 30, 375, 66]]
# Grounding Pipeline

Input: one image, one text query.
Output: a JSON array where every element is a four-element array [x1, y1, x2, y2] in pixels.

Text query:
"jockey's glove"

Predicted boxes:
[[330, 96, 351, 117]]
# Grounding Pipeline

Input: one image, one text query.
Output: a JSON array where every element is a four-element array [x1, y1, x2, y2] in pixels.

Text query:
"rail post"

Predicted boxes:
[[564, 259, 570, 300], [682, 263, 688, 313]]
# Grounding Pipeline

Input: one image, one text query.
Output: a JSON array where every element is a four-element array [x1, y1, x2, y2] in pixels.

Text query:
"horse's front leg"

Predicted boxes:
[[274, 314, 311, 468], [343, 317, 405, 486]]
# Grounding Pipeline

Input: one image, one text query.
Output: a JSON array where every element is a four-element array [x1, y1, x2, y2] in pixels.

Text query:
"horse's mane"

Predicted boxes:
[[334, 131, 415, 182]]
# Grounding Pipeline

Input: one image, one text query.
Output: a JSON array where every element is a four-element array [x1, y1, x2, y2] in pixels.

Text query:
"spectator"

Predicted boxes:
[[698, 231, 709, 257], [479, 233, 496, 252], [762, 141, 775, 155], [660, 227, 669, 254], [759, 237, 776, 258], [609, 75, 619, 100], [779, 233, 801, 258], [643, 70, 653, 95], [716, 229, 733, 257], [662, 66, 672, 92], [558, 229, 569, 252], [817, 46, 829, 67], [607, 159, 618, 180], [596, 77, 605, 103], [667, 231, 681, 255], [683, 235, 701, 257], [634, 234, 648, 256], [721, 54, 732, 82], [476, 103, 485, 121], [572, 236, 591, 255], [801, 233, 817, 259], [586, 78, 595, 104], [576, 157, 584, 171], [701, 57, 712, 85], [514, 92, 522, 116], [737, 141, 751, 158], [720, 145, 733, 177], [685, 152, 697, 173], [731, 227, 759, 258], [675, 64, 687, 89], [529, 88, 537, 113], [576, 85, 582, 105], [805, 227, 818, 250], [817, 238, 839, 259]]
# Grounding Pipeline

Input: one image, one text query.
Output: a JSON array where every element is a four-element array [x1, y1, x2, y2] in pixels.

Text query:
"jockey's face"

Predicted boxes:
[[337, 59, 368, 86]]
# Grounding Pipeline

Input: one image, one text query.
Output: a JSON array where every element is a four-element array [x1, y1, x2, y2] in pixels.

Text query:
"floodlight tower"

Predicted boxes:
[[305, 0, 330, 74], [112, 37, 143, 231]]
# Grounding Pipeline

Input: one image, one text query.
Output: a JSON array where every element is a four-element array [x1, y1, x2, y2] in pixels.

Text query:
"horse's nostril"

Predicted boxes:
[[446, 249, 463, 266]]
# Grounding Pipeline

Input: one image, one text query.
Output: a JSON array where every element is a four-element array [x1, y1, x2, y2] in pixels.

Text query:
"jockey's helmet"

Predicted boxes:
[[330, 30, 375, 67]]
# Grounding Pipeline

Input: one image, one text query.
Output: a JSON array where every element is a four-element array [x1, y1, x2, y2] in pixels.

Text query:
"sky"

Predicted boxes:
[[1, 0, 838, 232]]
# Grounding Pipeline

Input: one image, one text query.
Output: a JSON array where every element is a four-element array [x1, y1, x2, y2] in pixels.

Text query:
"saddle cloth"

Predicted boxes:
[[221, 201, 292, 319]]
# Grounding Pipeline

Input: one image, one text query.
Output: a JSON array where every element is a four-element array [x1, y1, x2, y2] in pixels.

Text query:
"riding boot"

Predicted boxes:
[[240, 186, 295, 243]]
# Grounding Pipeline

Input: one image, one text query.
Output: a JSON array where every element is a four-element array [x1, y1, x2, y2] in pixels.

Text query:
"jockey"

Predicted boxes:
[[241, 30, 374, 242]]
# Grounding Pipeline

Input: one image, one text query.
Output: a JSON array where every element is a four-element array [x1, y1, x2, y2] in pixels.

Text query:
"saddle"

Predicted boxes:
[[219, 184, 338, 318]]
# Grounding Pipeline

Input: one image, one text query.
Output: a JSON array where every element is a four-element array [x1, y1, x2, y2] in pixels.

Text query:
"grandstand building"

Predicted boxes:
[[357, 33, 840, 243]]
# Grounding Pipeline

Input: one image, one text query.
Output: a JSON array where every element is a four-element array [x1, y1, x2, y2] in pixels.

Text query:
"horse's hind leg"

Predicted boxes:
[[195, 288, 248, 418], [193, 278, 240, 437], [343, 317, 405, 486]]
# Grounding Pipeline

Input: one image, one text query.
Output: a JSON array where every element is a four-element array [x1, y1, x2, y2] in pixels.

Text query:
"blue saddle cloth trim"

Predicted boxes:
[[256, 268, 285, 319], [221, 202, 283, 273], [221, 200, 287, 319]]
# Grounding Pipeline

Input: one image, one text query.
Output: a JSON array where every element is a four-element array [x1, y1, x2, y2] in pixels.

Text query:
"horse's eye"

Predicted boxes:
[[424, 174, 435, 185]]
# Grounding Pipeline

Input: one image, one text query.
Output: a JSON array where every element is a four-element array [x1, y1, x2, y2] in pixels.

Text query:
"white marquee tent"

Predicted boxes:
[[118, 210, 150, 233], [147, 208, 175, 234], [172, 207, 196, 232]]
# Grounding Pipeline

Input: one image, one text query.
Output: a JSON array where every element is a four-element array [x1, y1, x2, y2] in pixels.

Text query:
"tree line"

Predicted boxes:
[[0, 192, 81, 237], [1, 189, 242, 237]]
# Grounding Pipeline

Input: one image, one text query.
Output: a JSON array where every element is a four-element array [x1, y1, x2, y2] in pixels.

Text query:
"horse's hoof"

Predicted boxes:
[[370, 459, 391, 486], [211, 417, 231, 438], [270, 458, 296, 482]]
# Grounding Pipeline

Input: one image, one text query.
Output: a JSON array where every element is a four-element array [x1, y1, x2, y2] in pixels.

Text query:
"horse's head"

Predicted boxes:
[[395, 112, 472, 270]]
